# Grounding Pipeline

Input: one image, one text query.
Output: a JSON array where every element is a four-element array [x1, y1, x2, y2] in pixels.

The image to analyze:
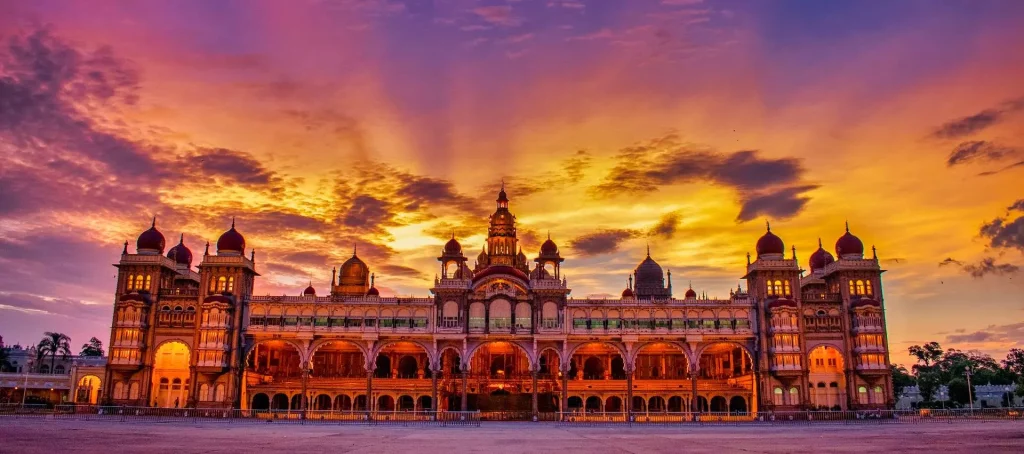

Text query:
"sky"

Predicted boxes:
[[1, 0, 1023, 365]]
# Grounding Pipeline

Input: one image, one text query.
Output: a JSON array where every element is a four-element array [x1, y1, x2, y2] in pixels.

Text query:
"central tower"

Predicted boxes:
[[476, 183, 528, 272]]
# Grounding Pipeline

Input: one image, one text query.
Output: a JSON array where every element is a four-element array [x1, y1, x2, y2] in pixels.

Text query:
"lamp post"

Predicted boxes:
[[965, 369, 974, 413]]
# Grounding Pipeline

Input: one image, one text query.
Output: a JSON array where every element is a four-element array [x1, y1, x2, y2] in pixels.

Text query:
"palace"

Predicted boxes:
[[102, 186, 894, 416]]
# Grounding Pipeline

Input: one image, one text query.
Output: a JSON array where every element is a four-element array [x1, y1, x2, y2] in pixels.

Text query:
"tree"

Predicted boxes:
[[908, 342, 944, 367], [80, 337, 104, 357], [1004, 348, 1024, 377], [0, 346, 11, 372], [916, 368, 942, 403], [37, 332, 71, 374], [947, 378, 974, 407], [891, 364, 915, 400]]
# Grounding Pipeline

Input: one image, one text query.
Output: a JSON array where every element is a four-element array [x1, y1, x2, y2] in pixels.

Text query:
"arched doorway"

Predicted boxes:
[[378, 395, 395, 411], [668, 396, 683, 412], [567, 396, 583, 411], [251, 393, 270, 410], [375, 355, 392, 378], [271, 393, 289, 410], [729, 396, 748, 414], [467, 342, 532, 412], [631, 396, 646, 412], [569, 343, 625, 380], [151, 341, 191, 408], [583, 357, 604, 380], [398, 395, 414, 411], [808, 345, 846, 410], [398, 356, 419, 378], [634, 343, 690, 380], [315, 394, 332, 410], [710, 396, 728, 412], [585, 396, 602, 413], [376, 342, 430, 379], [417, 396, 432, 411], [334, 394, 352, 411], [76, 375, 101, 404], [290, 394, 303, 410], [648, 396, 666, 413], [606, 396, 623, 412], [310, 341, 366, 378]]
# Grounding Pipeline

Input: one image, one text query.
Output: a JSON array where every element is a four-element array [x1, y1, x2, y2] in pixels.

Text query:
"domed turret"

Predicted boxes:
[[835, 222, 864, 259], [167, 234, 192, 267], [809, 238, 835, 272], [633, 245, 670, 299], [136, 218, 166, 255], [755, 221, 785, 259], [216, 218, 246, 255], [444, 234, 462, 255], [303, 282, 316, 297], [621, 287, 634, 298], [684, 286, 697, 299], [541, 236, 558, 255], [366, 273, 379, 296], [340, 252, 369, 283]]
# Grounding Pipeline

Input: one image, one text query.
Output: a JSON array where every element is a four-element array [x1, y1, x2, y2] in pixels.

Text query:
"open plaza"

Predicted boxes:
[[1, 418, 1022, 453]]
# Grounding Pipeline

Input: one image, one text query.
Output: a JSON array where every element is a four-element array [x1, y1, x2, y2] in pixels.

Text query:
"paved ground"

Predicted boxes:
[[1, 419, 1023, 453]]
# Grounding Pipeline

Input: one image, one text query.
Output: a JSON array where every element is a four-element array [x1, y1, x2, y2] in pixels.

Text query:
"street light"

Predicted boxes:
[[965, 369, 974, 413]]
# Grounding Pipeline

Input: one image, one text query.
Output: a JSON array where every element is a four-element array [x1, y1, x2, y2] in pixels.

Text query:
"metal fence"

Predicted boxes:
[[0, 404, 481, 427], [1, 404, 1021, 427]]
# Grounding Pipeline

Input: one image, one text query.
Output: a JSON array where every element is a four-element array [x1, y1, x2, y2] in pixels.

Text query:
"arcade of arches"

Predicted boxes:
[[242, 340, 756, 415], [151, 341, 191, 408]]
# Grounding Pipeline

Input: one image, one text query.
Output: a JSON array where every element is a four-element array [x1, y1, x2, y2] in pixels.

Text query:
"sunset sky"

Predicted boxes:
[[1, 0, 1023, 364]]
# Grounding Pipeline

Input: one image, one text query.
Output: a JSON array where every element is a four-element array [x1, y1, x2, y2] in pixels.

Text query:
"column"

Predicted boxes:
[[690, 365, 699, 415], [626, 366, 633, 420], [431, 369, 439, 414], [531, 369, 539, 417], [561, 371, 569, 418], [460, 370, 468, 412], [300, 364, 309, 418], [365, 369, 373, 417]]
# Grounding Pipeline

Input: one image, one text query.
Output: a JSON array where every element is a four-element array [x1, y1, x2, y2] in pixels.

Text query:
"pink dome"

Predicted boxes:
[[303, 283, 316, 296], [756, 222, 785, 258], [167, 234, 192, 267], [444, 236, 462, 255], [685, 288, 697, 299], [366, 286, 380, 296], [216, 219, 246, 254], [809, 238, 835, 271], [136, 218, 165, 254], [621, 287, 634, 298], [835, 223, 864, 258]]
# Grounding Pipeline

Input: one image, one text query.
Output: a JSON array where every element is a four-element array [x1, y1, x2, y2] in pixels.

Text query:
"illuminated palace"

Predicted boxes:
[[103, 187, 893, 415]]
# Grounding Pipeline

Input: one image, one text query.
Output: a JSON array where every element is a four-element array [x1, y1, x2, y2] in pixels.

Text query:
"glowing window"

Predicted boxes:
[[217, 276, 227, 292], [855, 280, 865, 295], [848, 280, 856, 295], [144, 275, 151, 291], [865, 280, 873, 295], [227, 276, 235, 292], [783, 280, 791, 296]]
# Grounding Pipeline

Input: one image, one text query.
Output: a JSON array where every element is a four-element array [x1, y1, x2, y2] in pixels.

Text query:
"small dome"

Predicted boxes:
[[444, 236, 462, 255], [756, 222, 785, 258], [216, 219, 246, 255], [166, 234, 192, 266], [136, 218, 166, 254], [621, 287, 634, 298], [366, 286, 380, 296], [685, 288, 697, 299], [303, 283, 316, 296], [809, 238, 835, 271], [835, 223, 864, 258], [541, 237, 558, 255]]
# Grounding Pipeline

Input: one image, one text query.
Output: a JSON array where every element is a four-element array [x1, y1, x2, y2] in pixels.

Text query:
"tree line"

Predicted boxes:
[[0, 332, 105, 373], [892, 342, 1024, 408]]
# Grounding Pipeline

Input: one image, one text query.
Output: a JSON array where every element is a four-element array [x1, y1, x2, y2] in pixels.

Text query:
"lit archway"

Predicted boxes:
[[808, 345, 846, 410], [697, 342, 754, 413], [467, 342, 532, 412], [76, 375, 101, 404], [310, 340, 366, 378], [375, 342, 431, 379], [633, 342, 689, 380], [568, 343, 625, 380], [151, 341, 190, 408]]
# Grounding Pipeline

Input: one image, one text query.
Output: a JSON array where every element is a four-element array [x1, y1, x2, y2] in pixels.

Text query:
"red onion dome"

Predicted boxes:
[[136, 218, 166, 254], [303, 282, 316, 296], [621, 287, 634, 298], [755, 222, 785, 258], [808, 238, 835, 272], [366, 286, 380, 296], [835, 222, 864, 258], [766, 298, 798, 310], [167, 234, 192, 266], [541, 237, 558, 255], [685, 288, 697, 299], [216, 218, 246, 255], [444, 235, 462, 255]]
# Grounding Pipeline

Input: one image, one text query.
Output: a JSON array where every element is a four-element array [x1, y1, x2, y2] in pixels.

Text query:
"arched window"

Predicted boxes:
[[773, 387, 784, 405], [227, 276, 235, 292], [773, 280, 783, 295], [848, 280, 856, 295], [54, 365, 65, 374], [217, 276, 227, 292], [134, 275, 145, 291], [782, 280, 791, 296], [855, 280, 865, 295], [864, 280, 873, 295], [126, 274, 135, 291]]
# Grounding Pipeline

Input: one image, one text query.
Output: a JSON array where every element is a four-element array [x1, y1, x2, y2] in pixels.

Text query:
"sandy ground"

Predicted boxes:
[[1, 419, 1022, 453]]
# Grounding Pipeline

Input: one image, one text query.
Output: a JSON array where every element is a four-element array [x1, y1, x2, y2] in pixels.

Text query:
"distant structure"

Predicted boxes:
[[102, 187, 894, 415]]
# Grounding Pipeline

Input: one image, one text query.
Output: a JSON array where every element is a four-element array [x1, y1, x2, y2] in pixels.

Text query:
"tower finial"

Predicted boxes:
[[646, 242, 650, 257], [818, 237, 823, 248], [353, 243, 357, 256], [151, 216, 156, 228], [122, 240, 128, 255], [452, 230, 455, 240], [547, 230, 551, 240], [872, 245, 877, 260], [845, 220, 850, 233], [628, 274, 632, 289], [204, 241, 210, 256], [179, 233, 184, 244], [765, 219, 771, 232], [791, 245, 797, 260], [370, 272, 375, 287], [231, 216, 235, 229]]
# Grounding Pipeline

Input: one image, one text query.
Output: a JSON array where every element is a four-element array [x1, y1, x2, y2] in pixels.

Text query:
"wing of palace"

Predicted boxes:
[[103, 186, 894, 415]]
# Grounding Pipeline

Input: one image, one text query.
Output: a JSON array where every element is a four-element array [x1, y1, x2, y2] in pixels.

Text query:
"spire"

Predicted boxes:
[[628, 275, 633, 290], [646, 242, 651, 257], [353, 243, 357, 256], [688, 280, 693, 290], [791, 245, 797, 260], [179, 233, 184, 244], [151, 216, 156, 228], [451, 230, 456, 240], [667, 269, 672, 289], [370, 272, 376, 287], [251, 249, 256, 262], [122, 241, 128, 255], [204, 241, 210, 256], [765, 219, 770, 232], [746, 252, 751, 265], [845, 220, 850, 233], [872, 245, 877, 260], [231, 216, 235, 229], [331, 267, 336, 287], [818, 237, 823, 249]]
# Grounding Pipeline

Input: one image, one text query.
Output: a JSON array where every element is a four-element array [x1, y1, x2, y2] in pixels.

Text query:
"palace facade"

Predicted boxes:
[[103, 187, 894, 415]]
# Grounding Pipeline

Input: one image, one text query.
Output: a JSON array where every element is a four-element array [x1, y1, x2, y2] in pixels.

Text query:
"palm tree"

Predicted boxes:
[[37, 332, 72, 374]]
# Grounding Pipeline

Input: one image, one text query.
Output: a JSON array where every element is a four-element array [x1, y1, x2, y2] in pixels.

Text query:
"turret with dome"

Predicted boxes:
[[632, 245, 672, 300], [333, 246, 371, 297]]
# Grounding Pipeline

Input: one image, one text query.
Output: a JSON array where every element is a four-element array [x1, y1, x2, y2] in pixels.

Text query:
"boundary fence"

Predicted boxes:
[[1, 405, 1021, 427]]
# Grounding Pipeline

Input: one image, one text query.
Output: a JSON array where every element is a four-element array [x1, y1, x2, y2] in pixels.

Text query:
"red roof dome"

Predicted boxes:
[[835, 222, 864, 258], [366, 286, 380, 296], [685, 288, 697, 299], [136, 218, 166, 254], [756, 222, 785, 258], [809, 238, 835, 271], [444, 235, 462, 255], [621, 287, 634, 298], [303, 283, 316, 296], [167, 234, 192, 267], [541, 237, 558, 255], [766, 298, 798, 310], [216, 219, 246, 254]]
